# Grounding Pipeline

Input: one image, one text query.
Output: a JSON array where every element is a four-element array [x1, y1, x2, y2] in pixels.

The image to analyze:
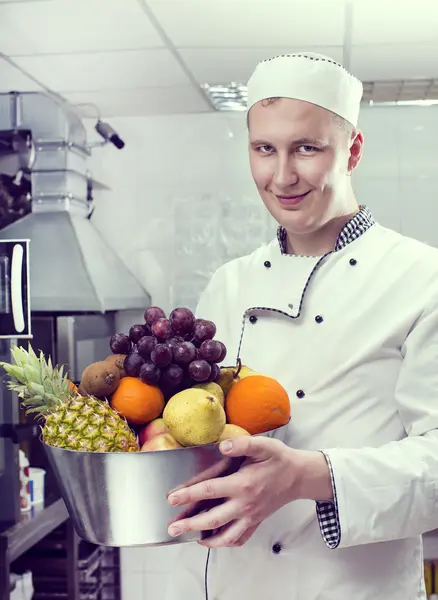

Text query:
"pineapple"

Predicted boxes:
[[0, 344, 139, 453]]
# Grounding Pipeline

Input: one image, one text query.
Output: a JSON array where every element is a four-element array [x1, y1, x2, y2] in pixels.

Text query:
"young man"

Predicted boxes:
[[164, 53, 438, 600]]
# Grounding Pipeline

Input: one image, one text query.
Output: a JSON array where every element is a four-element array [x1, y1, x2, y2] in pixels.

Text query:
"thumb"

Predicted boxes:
[[219, 435, 273, 461]]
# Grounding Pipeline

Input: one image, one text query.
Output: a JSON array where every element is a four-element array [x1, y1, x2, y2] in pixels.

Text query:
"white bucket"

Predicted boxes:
[[29, 467, 46, 505]]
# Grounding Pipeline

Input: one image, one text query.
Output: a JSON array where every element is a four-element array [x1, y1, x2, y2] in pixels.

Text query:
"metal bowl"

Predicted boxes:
[[43, 423, 288, 547]]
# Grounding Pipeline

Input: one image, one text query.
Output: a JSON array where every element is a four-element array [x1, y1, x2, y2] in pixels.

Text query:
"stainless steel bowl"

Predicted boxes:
[[44, 423, 288, 547]]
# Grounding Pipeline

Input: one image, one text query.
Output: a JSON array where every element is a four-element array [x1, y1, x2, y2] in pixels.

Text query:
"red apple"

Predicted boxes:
[[138, 418, 168, 447], [140, 433, 182, 452]]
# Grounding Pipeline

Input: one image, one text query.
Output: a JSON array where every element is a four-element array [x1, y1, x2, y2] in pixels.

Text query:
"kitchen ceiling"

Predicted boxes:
[[0, 0, 437, 117]]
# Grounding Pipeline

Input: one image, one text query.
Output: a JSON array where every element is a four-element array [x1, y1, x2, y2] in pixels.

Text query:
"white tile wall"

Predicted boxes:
[[85, 104, 438, 598], [86, 112, 274, 313], [120, 545, 180, 600]]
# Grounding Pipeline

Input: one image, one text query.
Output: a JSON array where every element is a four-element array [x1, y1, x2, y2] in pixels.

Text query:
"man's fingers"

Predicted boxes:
[[167, 456, 236, 496], [198, 520, 260, 549], [168, 500, 240, 537], [234, 523, 259, 545], [167, 472, 241, 507], [220, 436, 275, 462], [169, 498, 225, 524]]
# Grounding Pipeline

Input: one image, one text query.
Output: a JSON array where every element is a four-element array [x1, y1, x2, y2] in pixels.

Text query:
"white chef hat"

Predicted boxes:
[[246, 53, 363, 127]]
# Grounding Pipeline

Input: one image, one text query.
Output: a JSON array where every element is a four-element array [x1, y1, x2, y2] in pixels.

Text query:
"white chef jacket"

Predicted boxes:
[[164, 206, 438, 600]]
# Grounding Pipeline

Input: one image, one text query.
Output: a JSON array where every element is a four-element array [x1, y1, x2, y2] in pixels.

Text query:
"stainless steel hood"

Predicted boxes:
[[0, 91, 151, 313], [0, 208, 150, 313]]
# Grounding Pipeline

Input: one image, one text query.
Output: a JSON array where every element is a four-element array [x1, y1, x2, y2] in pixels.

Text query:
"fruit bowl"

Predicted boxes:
[[43, 422, 289, 547], [0, 305, 292, 547]]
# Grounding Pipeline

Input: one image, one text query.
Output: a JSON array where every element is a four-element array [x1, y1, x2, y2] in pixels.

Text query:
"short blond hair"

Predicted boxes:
[[248, 97, 354, 135]]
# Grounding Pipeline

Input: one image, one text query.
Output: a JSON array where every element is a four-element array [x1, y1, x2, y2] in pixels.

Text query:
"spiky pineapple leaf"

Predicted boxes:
[[0, 343, 75, 417], [1, 345, 140, 452]]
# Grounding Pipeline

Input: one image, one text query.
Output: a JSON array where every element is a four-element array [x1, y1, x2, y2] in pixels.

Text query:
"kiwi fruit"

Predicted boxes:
[[104, 354, 127, 378], [80, 361, 121, 397]]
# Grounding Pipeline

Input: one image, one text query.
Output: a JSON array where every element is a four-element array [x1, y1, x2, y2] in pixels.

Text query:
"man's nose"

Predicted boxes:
[[272, 156, 299, 189]]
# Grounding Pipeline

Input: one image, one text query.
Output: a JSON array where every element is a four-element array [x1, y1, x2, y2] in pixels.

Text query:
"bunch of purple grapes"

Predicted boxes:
[[109, 306, 227, 397]]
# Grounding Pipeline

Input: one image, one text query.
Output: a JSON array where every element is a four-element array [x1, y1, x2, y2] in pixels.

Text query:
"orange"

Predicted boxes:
[[225, 375, 290, 435], [111, 377, 165, 425], [68, 380, 78, 394]]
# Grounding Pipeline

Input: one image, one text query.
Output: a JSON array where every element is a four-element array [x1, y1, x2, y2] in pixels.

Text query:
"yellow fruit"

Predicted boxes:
[[239, 365, 258, 379], [217, 363, 262, 398], [217, 367, 235, 397], [193, 382, 225, 407], [163, 388, 226, 447], [218, 424, 251, 441]]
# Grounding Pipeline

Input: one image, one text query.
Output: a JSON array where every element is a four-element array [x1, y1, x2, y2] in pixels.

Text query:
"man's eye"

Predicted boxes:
[[257, 145, 275, 154], [298, 145, 318, 153]]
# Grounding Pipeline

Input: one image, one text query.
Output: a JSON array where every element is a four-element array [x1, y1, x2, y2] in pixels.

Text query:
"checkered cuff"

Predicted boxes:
[[315, 451, 341, 549]]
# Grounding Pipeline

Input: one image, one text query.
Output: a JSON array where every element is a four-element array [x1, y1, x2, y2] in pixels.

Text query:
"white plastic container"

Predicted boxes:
[[10, 571, 34, 600], [18, 450, 31, 512], [29, 467, 46, 505]]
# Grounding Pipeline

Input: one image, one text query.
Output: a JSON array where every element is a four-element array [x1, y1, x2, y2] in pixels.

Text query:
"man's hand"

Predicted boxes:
[[166, 436, 333, 548]]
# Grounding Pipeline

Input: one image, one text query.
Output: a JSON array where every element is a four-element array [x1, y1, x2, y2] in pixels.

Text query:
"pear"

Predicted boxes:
[[217, 362, 259, 398], [218, 424, 251, 441], [217, 367, 237, 397], [163, 388, 226, 447], [193, 381, 225, 408], [239, 365, 258, 379]]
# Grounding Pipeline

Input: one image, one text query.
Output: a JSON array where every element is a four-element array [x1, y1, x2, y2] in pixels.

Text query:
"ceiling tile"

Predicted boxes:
[[0, 0, 164, 56], [180, 46, 344, 84], [0, 58, 41, 92], [352, 0, 438, 45], [65, 86, 212, 117], [12, 49, 192, 92], [351, 44, 438, 81], [0, 0, 55, 3], [0, 0, 54, 3], [147, 0, 345, 48]]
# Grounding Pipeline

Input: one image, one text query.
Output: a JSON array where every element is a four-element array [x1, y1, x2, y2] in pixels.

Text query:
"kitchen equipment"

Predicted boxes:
[[31, 169, 88, 203], [0, 238, 36, 529], [0, 90, 151, 313], [12, 525, 121, 600], [44, 423, 288, 547], [0, 129, 35, 179], [0, 92, 87, 148], [0, 240, 30, 339], [0, 89, 152, 506], [33, 141, 88, 172]]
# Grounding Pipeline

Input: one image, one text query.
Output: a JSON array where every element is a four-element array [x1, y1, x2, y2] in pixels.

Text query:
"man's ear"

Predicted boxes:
[[348, 130, 364, 173]]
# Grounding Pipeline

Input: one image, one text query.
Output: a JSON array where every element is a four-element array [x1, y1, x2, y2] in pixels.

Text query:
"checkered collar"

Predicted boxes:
[[276, 205, 376, 255]]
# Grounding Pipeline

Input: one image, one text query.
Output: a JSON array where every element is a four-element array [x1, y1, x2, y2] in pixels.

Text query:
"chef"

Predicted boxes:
[[163, 53, 438, 600]]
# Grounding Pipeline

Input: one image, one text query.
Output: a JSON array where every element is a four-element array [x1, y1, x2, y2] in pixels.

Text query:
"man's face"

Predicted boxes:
[[248, 98, 363, 235]]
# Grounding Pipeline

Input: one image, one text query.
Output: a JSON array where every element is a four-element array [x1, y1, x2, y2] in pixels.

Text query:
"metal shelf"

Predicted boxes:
[[0, 497, 69, 563]]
